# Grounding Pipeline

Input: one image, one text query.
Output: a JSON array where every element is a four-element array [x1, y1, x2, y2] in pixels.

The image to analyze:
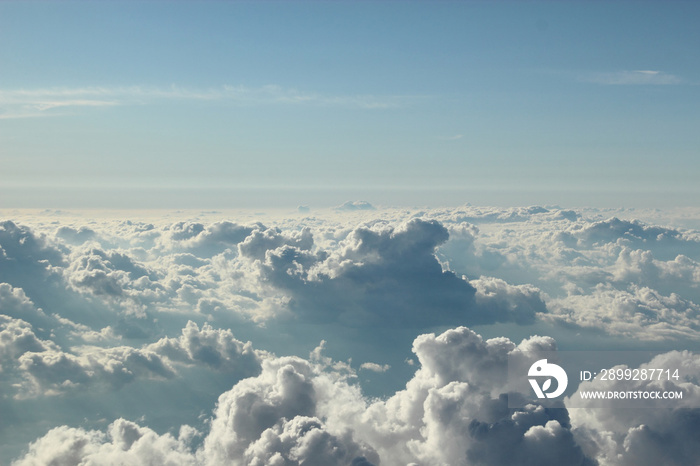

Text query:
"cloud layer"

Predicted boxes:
[[2, 205, 700, 464]]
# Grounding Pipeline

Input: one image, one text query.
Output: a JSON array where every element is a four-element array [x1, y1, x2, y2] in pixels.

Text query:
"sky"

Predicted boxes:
[[2, 1, 699, 209], [3, 2, 700, 466]]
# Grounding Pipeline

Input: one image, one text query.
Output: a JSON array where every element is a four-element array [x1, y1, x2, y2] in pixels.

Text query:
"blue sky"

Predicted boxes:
[[1, 1, 699, 208]]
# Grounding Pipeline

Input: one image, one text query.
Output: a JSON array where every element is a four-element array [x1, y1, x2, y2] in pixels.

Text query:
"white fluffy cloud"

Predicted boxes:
[[0, 314, 59, 364], [13, 419, 199, 466], [201, 355, 379, 465], [8, 320, 263, 398], [3, 206, 700, 464], [239, 218, 538, 328], [17, 343, 177, 397], [148, 320, 261, 373], [547, 284, 700, 340], [12, 326, 599, 466], [10, 206, 698, 339], [570, 350, 700, 465]]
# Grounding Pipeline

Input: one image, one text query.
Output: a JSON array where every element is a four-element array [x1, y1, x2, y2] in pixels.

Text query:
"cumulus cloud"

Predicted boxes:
[[547, 284, 700, 340], [570, 350, 700, 465], [0, 314, 59, 364], [0, 221, 65, 301], [244, 219, 538, 328], [159, 221, 256, 257], [0, 315, 261, 398], [471, 277, 547, 326], [201, 355, 379, 465], [65, 246, 156, 298], [17, 343, 177, 397], [6, 207, 700, 341], [335, 201, 376, 211], [55, 225, 97, 244], [20, 208, 700, 341], [4, 206, 700, 464], [241, 416, 379, 466], [238, 226, 313, 261], [612, 247, 700, 300], [148, 320, 261, 374], [573, 217, 689, 252], [13, 320, 700, 465], [12, 419, 198, 466], [12, 325, 596, 466], [359, 362, 390, 373], [319, 327, 582, 465], [430, 205, 553, 224], [0, 283, 54, 334]]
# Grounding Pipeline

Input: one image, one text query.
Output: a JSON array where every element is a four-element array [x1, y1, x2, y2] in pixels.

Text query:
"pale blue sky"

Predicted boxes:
[[1, 1, 699, 208]]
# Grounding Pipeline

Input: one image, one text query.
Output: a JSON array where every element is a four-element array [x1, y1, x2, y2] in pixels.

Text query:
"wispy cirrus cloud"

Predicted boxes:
[[438, 134, 464, 141], [0, 85, 412, 119], [581, 69, 683, 85]]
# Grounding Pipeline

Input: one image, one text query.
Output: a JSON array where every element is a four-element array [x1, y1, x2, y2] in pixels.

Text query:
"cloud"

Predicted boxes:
[[17, 344, 177, 397], [0, 314, 59, 364], [471, 277, 548, 326], [0, 281, 121, 350], [0, 283, 54, 336], [242, 416, 379, 466], [307, 326, 578, 465], [194, 340, 373, 464], [611, 247, 700, 303], [428, 209, 700, 340], [148, 320, 261, 373], [4, 207, 700, 463], [6, 207, 700, 345], [55, 226, 97, 245], [201, 355, 379, 465], [249, 219, 534, 328], [202, 356, 321, 460], [0, 221, 109, 330], [15, 323, 700, 465], [159, 221, 256, 257], [13, 325, 587, 465], [65, 246, 159, 298], [360, 362, 390, 373], [334, 201, 376, 211], [466, 406, 595, 466], [438, 134, 464, 141], [238, 225, 312, 261], [12, 419, 198, 466], [573, 218, 689, 253], [1, 314, 261, 398], [430, 205, 553, 224], [547, 283, 700, 340], [0, 220, 65, 269], [0, 85, 412, 119], [581, 70, 683, 85], [570, 350, 700, 465], [245, 218, 538, 328]]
